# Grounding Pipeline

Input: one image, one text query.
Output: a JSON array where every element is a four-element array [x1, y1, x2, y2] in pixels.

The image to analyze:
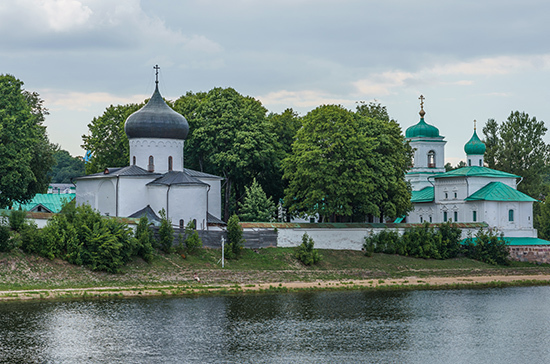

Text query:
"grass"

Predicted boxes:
[[1, 247, 550, 292]]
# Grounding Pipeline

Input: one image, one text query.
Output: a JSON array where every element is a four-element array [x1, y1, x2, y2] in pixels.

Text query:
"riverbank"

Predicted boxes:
[[2, 248, 550, 302]]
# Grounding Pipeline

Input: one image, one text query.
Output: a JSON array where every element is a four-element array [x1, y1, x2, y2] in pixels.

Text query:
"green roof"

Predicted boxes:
[[411, 186, 434, 203], [405, 118, 441, 138], [465, 182, 536, 202], [11, 193, 75, 213], [464, 129, 486, 155], [461, 237, 550, 246], [434, 166, 519, 179]]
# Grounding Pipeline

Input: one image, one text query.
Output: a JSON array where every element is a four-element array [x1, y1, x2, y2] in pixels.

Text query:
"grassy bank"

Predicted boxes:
[[2, 247, 550, 293]]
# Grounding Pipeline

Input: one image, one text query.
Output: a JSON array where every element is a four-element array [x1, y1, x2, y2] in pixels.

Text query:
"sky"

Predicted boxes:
[[2, 0, 550, 165]]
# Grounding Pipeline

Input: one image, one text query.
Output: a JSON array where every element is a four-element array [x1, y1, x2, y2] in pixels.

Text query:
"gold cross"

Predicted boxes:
[[419, 95, 425, 109], [474, 119, 477, 130]]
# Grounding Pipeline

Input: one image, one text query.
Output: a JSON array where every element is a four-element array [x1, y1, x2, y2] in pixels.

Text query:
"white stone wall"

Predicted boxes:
[[195, 177, 222, 220], [117, 176, 155, 217], [167, 185, 208, 230], [129, 138, 184, 173]]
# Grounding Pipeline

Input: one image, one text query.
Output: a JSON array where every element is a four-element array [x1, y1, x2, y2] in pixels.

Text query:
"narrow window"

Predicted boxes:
[[427, 150, 436, 168], [445, 192, 448, 199], [468, 159, 472, 166], [509, 209, 514, 222], [479, 159, 482, 166], [454, 211, 458, 222], [192, 219, 197, 230], [148, 156, 154, 172], [454, 192, 457, 199], [132, 156, 136, 165], [473, 211, 477, 222], [420, 216, 423, 223], [168, 156, 173, 171], [429, 216, 432, 223], [443, 211, 448, 222], [179, 219, 184, 229]]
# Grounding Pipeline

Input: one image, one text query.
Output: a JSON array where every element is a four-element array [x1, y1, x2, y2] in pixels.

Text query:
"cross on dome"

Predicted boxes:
[[153, 64, 160, 84], [419, 95, 426, 117]]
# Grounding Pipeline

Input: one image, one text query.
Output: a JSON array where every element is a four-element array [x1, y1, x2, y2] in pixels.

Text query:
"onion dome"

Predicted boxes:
[[405, 97, 440, 138], [464, 128, 486, 155], [125, 84, 189, 140]]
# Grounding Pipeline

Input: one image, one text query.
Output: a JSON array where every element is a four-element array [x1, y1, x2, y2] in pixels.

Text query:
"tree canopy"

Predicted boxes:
[[174, 87, 276, 220], [49, 148, 86, 183], [81, 103, 142, 174], [482, 111, 550, 198], [239, 178, 276, 222], [283, 104, 411, 222], [0, 74, 55, 207]]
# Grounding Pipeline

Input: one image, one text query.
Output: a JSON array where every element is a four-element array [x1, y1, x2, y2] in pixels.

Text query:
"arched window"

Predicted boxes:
[[192, 219, 197, 230], [473, 211, 477, 222], [148, 156, 154, 172], [468, 159, 472, 166], [509, 209, 514, 222], [427, 150, 436, 168], [479, 159, 482, 166], [168, 156, 173, 171], [179, 219, 184, 229], [454, 211, 458, 222], [443, 211, 448, 222], [132, 156, 136, 165]]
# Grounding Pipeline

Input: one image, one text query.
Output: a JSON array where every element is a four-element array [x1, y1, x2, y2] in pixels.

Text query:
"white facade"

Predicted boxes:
[[76, 81, 223, 229]]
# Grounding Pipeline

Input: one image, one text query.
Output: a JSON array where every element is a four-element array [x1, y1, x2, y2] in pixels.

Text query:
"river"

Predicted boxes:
[[1, 286, 550, 363]]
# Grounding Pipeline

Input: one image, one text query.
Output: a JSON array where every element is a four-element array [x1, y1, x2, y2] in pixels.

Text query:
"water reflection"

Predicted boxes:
[[1, 287, 550, 363]]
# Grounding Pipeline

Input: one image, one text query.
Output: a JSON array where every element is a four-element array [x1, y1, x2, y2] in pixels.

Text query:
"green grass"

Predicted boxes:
[[1, 247, 550, 292]]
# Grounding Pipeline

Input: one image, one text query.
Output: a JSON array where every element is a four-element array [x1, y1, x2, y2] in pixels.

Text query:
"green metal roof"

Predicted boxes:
[[11, 194, 75, 213], [405, 118, 441, 138], [461, 237, 550, 246], [465, 182, 536, 202], [464, 129, 486, 155], [411, 186, 434, 203], [434, 166, 519, 179]]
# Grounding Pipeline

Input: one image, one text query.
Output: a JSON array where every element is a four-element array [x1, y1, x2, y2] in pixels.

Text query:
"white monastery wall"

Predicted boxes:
[[196, 177, 222, 219], [167, 185, 208, 230], [117, 177, 153, 217]]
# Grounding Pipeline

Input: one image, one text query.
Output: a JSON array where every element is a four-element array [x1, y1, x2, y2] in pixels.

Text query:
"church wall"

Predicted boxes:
[[116, 177, 154, 217], [167, 185, 208, 230], [130, 138, 184, 174], [467, 176, 516, 195], [409, 140, 446, 171], [97, 179, 116, 216], [195, 177, 222, 219], [75, 178, 101, 211], [147, 185, 169, 219]]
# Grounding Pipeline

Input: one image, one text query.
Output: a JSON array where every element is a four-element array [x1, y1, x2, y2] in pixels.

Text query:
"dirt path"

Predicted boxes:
[[2, 274, 550, 302]]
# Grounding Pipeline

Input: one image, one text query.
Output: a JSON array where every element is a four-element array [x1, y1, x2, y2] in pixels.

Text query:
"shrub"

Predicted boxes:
[[225, 214, 244, 259], [184, 220, 202, 254], [363, 229, 399, 256], [296, 233, 321, 265], [9, 209, 27, 232], [158, 209, 174, 253], [463, 229, 510, 265], [0, 225, 11, 252], [135, 216, 154, 263]]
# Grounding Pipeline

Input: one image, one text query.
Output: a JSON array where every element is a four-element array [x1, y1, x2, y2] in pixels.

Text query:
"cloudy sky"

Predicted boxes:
[[2, 0, 550, 164]]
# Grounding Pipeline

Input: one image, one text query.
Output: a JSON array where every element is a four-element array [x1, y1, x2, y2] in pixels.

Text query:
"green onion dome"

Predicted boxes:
[[405, 118, 441, 138], [464, 129, 486, 155]]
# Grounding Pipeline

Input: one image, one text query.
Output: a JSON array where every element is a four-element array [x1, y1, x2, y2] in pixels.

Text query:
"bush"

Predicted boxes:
[[0, 225, 11, 252], [135, 216, 154, 263], [463, 229, 510, 265], [158, 209, 174, 253], [296, 233, 321, 265], [225, 214, 244, 259], [363, 229, 400, 256], [9, 209, 27, 232], [184, 220, 202, 254]]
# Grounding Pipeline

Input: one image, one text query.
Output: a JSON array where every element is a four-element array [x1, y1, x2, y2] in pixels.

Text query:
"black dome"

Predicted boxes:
[[125, 85, 189, 140]]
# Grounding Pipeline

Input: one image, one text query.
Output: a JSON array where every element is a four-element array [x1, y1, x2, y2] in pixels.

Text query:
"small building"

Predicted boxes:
[[10, 193, 75, 213], [75, 71, 223, 229]]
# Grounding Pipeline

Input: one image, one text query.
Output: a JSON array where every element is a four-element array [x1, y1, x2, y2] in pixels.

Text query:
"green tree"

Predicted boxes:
[[174, 88, 276, 220], [0, 74, 55, 207], [158, 208, 174, 253], [356, 102, 413, 220], [295, 232, 321, 265], [225, 214, 244, 259], [82, 103, 142, 174], [183, 220, 202, 254], [239, 178, 276, 222], [444, 160, 467, 171], [482, 112, 550, 198], [49, 148, 86, 183], [135, 216, 154, 263]]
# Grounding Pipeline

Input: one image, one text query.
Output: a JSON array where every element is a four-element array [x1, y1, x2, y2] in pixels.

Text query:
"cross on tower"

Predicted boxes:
[[419, 95, 425, 110], [474, 119, 477, 130], [153, 64, 160, 84]]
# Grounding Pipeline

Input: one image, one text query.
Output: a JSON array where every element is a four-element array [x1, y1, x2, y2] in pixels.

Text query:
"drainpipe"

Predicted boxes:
[[516, 177, 523, 188], [116, 175, 120, 217], [166, 185, 171, 219]]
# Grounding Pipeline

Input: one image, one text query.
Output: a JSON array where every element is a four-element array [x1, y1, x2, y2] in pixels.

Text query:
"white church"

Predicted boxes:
[[75, 74, 223, 230], [405, 96, 539, 241]]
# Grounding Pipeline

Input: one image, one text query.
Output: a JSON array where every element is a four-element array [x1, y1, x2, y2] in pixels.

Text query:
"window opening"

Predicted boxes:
[[168, 156, 173, 171], [473, 211, 477, 222], [443, 211, 448, 222], [454, 211, 458, 222], [148, 156, 154, 172], [427, 151, 436, 168], [509, 209, 514, 222], [179, 219, 184, 229], [133, 156, 136, 165]]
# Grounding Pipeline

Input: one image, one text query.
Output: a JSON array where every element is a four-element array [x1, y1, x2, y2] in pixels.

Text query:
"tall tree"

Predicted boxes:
[[49, 148, 86, 183], [0, 74, 55, 207], [482, 111, 550, 198], [174, 88, 276, 220], [82, 103, 142, 174], [239, 178, 276, 222], [283, 105, 378, 222], [356, 102, 412, 220]]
